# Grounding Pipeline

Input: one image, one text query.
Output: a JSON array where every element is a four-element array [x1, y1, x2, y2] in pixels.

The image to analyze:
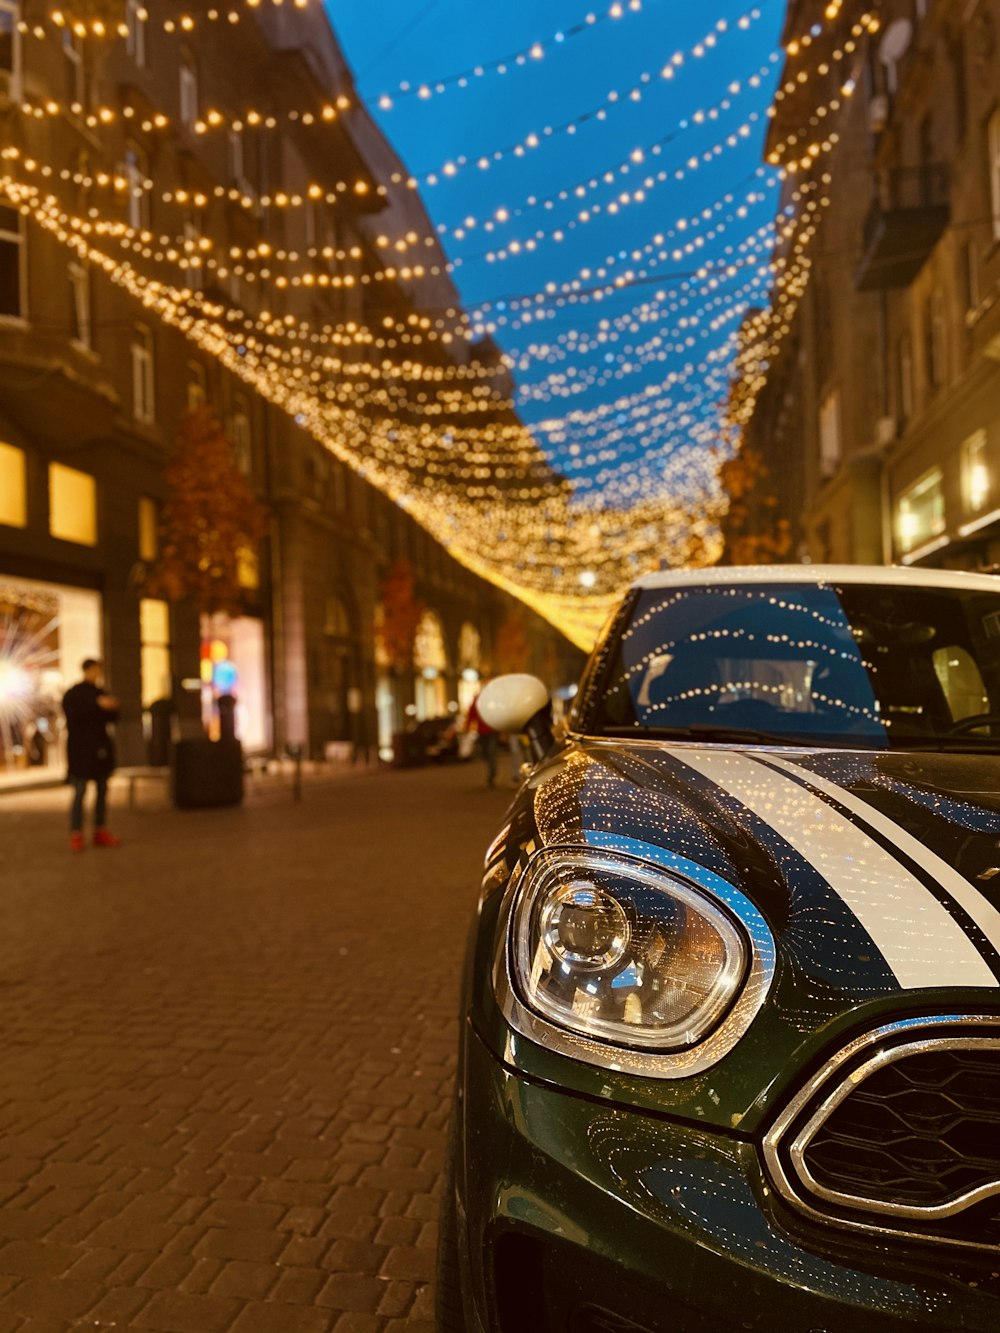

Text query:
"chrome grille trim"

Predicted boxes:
[[763, 1014, 1000, 1251]]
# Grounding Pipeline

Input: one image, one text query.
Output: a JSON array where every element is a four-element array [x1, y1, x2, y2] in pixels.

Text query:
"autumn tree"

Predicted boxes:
[[717, 441, 792, 566], [494, 605, 531, 675], [147, 406, 268, 616], [376, 557, 424, 671]]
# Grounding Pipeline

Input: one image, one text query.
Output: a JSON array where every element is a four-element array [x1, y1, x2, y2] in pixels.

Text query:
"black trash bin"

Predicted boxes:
[[172, 737, 243, 809]]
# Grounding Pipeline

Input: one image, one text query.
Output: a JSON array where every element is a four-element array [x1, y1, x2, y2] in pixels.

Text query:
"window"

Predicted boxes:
[[989, 108, 1000, 243], [125, 0, 146, 67], [964, 239, 981, 316], [186, 360, 206, 408], [818, 387, 842, 479], [896, 468, 945, 556], [182, 218, 202, 292], [140, 599, 171, 707], [0, 0, 21, 100], [237, 546, 259, 590], [49, 462, 97, 545], [0, 440, 25, 527], [962, 430, 990, 514], [898, 333, 914, 421], [924, 291, 946, 391], [68, 261, 91, 347], [62, 28, 84, 109], [131, 324, 155, 423], [138, 496, 158, 561], [179, 56, 198, 128], [231, 398, 251, 473], [0, 205, 22, 317], [123, 142, 149, 231]]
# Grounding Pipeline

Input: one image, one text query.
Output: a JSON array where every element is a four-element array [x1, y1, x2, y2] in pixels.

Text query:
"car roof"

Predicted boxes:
[[632, 564, 1000, 594]]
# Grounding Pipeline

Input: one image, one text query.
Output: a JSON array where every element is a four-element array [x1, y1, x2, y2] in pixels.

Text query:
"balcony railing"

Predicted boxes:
[[855, 164, 950, 291]]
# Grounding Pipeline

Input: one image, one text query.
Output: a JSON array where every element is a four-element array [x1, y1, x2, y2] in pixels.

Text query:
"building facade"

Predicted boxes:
[[740, 0, 1000, 574], [0, 1, 580, 784]]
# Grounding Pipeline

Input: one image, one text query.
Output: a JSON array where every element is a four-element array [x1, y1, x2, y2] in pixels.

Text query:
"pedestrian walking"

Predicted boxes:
[[465, 687, 499, 788], [62, 658, 121, 852]]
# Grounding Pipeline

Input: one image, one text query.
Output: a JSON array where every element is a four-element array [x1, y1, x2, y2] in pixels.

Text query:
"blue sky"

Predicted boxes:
[[327, 0, 786, 500]]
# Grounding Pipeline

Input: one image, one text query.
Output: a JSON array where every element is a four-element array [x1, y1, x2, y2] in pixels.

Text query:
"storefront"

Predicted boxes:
[[0, 574, 102, 782], [199, 614, 269, 752]]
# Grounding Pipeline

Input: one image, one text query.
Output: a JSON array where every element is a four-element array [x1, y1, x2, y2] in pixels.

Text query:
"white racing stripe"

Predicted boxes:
[[769, 754, 1000, 969], [670, 749, 997, 990]]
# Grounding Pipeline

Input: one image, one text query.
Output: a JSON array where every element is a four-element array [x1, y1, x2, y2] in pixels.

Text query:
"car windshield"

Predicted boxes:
[[584, 580, 1000, 750]]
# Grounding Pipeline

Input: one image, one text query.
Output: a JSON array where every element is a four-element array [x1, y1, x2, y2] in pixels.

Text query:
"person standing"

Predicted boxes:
[[465, 687, 499, 788], [62, 658, 121, 852]]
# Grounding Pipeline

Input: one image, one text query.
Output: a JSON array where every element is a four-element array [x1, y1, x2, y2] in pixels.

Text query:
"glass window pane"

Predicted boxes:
[[48, 463, 96, 545], [0, 440, 26, 527]]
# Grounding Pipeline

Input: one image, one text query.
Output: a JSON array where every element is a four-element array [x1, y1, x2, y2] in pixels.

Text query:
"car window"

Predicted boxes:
[[583, 581, 1000, 749]]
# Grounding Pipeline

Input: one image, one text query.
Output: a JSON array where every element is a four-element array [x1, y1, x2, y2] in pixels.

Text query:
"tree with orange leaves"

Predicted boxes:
[[147, 406, 267, 616], [376, 557, 425, 671]]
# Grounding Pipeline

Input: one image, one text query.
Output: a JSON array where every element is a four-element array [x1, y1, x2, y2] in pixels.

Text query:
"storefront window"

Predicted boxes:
[[896, 468, 945, 556], [0, 577, 101, 779], [200, 615, 267, 750], [140, 598, 170, 708]]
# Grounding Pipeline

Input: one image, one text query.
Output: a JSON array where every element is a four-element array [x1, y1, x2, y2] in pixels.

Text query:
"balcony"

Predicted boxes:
[[855, 165, 949, 291]]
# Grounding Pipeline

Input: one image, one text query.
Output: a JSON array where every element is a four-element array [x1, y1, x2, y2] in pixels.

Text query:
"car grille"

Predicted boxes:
[[764, 1017, 1000, 1251]]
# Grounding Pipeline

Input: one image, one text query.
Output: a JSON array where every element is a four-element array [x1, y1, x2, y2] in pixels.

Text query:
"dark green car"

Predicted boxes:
[[437, 567, 1000, 1333]]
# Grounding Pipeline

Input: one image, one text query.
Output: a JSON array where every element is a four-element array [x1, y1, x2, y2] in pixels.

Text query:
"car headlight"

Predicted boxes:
[[511, 850, 749, 1051]]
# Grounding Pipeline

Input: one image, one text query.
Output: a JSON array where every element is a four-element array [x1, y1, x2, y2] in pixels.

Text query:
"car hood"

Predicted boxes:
[[490, 738, 1000, 1126]]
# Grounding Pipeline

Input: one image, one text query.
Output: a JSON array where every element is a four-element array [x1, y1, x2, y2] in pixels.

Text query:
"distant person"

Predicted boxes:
[[62, 659, 121, 852], [465, 686, 499, 788]]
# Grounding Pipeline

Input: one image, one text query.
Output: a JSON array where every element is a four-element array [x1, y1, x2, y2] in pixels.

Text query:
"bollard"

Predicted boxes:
[[288, 742, 303, 801]]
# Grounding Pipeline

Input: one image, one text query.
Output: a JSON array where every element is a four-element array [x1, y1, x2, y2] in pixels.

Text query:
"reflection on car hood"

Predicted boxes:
[[529, 739, 1000, 1004]]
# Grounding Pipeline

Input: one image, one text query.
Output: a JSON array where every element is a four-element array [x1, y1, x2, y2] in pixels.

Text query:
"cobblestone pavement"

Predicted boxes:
[[0, 762, 513, 1331]]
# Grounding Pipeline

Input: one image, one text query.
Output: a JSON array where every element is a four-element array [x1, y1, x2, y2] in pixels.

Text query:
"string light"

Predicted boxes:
[[370, 0, 646, 109]]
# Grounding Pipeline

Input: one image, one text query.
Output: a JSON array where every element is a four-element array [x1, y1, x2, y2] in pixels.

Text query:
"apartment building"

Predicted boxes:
[[740, 0, 1000, 573]]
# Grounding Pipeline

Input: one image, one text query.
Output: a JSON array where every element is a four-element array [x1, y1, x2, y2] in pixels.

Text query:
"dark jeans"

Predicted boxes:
[[70, 776, 108, 833]]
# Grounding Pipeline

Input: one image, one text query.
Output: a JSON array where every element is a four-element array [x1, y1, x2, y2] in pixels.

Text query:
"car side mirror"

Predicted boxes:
[[477, 674, 554, 762]]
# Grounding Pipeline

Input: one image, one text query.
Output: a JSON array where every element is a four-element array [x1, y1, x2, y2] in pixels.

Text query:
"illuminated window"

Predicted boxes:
[[68, 261, 91, 347], [0, 440, 25, 527], [962, 429, 990, 513], [895, 469, 945, 555], [49, 462, 97, 545], [818, 387, 841, 479], [237, 546, 259, 590], [0, 0, 21, 101], [138, 496, 158, 561], [0, 205, 23, 318], [990, 108, 1000, 243], [179, 56, 198, 127], [125, 0, 145, 67], [140, 598, 170, 707], [131, 324, 155, 423]]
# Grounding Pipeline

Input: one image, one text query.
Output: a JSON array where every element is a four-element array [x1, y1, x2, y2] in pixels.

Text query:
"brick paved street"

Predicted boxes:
[[0, 763, 512, 1331]]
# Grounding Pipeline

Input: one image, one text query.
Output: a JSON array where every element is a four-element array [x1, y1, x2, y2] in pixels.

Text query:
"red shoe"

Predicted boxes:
[[69, 831, 85, 853], [93, 828, 121, 848]]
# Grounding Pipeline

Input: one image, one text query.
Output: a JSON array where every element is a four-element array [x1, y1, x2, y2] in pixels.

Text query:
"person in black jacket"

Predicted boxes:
[[62, 658, 121, 852]]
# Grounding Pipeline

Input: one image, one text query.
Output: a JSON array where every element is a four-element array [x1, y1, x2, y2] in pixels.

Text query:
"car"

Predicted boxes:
[[436, 565, 1000, 1333]]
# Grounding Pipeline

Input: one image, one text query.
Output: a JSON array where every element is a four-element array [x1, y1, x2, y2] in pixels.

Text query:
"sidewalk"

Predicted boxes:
[[0, 761, 511, 1331]]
